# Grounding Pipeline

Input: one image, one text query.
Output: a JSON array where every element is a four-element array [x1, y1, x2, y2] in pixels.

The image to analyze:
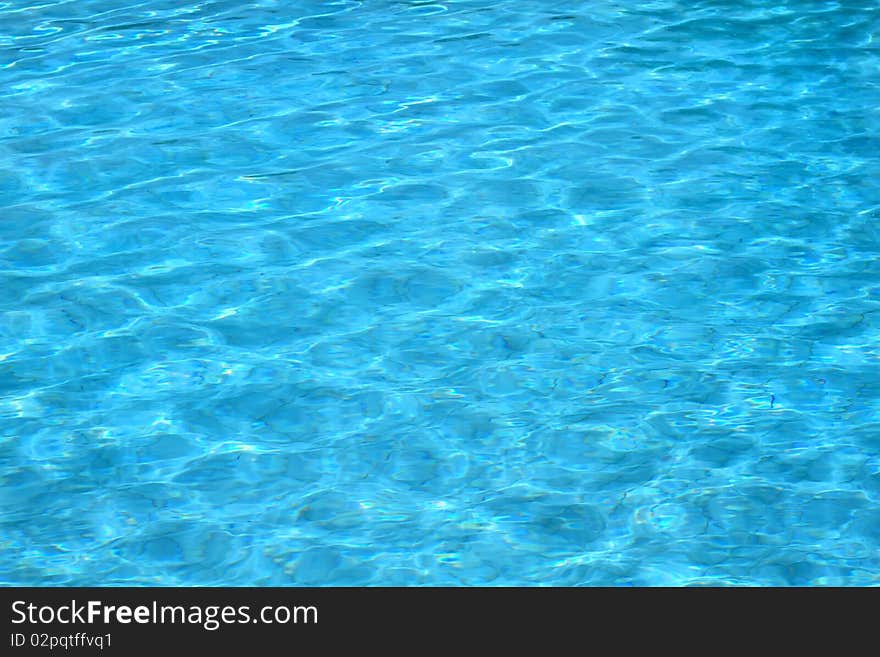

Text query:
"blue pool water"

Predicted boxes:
[[1, 0, 879, 586]]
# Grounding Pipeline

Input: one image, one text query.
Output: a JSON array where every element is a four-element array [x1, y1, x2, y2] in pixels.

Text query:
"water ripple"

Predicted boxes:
[[1, 0, 879, 585]]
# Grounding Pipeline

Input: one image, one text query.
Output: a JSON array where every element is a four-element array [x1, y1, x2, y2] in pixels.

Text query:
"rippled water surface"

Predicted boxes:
[[1, 0, 879, 585]]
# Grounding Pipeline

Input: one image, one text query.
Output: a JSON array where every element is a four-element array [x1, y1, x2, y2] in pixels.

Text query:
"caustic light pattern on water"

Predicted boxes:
[[1, 0, 879, 586]]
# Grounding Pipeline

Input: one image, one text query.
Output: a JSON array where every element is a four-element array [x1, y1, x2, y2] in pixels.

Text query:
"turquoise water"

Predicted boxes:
[[1, 0, 879, 586]]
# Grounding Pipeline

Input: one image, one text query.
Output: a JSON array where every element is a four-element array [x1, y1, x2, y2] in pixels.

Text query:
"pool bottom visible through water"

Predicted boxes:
[[0, 0, 879, 586]]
